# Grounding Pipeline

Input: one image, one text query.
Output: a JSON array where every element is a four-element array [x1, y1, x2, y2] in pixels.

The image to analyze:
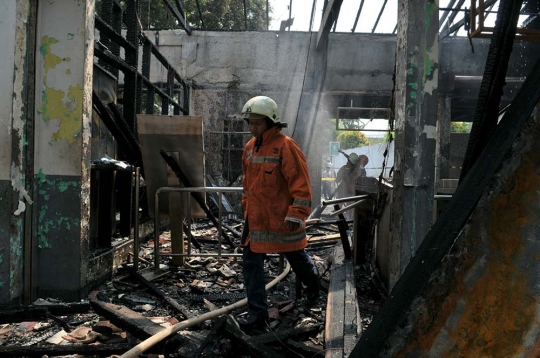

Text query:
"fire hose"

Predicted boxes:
[[117, 262, 291, 358]]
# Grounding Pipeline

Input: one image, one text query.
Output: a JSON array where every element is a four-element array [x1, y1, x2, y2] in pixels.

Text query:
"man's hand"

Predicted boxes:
[[286, 221, 301, 231]]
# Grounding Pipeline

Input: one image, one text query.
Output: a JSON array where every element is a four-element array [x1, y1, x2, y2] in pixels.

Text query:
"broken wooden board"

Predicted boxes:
[[325, 241, 360, 358], [0, 343, 132, 357], [0, 302, 91, 324], [138, 267, 170, 282], [125, 266, 190, 319], [88, 291, 165, 341]]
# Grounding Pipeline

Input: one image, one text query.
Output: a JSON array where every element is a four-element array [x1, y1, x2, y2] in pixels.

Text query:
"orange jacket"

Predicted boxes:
[[241, 127, 312, 253]]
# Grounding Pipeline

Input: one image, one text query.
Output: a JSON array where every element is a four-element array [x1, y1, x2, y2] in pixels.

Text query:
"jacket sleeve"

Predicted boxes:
[[280, 138, 312, 225], [241, 148, 248, 216]]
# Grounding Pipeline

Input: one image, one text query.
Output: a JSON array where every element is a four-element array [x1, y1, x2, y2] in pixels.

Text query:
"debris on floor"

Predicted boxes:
[[0, 217, 385, 357]]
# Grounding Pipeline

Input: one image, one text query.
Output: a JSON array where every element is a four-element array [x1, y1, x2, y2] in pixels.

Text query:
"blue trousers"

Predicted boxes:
[[242, 244, 319, 318]]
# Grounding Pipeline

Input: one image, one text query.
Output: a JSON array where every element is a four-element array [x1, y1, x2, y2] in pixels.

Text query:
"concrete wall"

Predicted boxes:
[[151, 30, 397, 202], [150, 31, 540, 206]]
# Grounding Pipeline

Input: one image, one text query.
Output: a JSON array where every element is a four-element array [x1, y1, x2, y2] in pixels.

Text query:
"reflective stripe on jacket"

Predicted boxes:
[[241, 127, 312, 253]]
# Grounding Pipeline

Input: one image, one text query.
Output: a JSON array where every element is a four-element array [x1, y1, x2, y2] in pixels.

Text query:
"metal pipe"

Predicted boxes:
[[309, 0, 316, 32], [352, 0, 365, 32], [266, 0, 269, 30], [119, 262, 292, 358], [329, 199, 367, 218], [160, 253, 244, 257], [439, 0, 458, 30], [372, 0, 388, 33], [195, 0, 205, 29], [289, 0, 292, 31], [434, 195, 453, 199], [154, 189, 160, 268], [218, 192, 223, 256], [187, 192, 192, 256], [243, 0, 248, 30], [134, 167, 140, 271], [323, 194, 370, 206]]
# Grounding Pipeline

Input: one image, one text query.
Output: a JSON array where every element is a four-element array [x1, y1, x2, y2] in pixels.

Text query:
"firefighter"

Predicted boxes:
[[237, 96, 320, 330], [336, 152, 360, 199]]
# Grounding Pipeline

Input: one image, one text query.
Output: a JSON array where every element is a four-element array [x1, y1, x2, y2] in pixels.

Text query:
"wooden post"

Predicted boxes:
[[166, 152, 185, 266]]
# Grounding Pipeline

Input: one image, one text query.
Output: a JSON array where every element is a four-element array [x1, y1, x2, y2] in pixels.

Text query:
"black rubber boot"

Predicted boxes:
[[236, 314, 268, 331]]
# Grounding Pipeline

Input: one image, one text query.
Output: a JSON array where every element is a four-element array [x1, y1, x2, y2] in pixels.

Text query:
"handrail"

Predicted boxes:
[[153, 186, 243, 267]]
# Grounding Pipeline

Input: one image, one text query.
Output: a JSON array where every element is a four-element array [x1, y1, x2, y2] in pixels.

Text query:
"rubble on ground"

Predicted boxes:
[[0, 217, 384, 358]]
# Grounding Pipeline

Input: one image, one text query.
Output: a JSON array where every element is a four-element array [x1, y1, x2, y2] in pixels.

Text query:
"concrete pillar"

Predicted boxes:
[[436, 95, 451, 181], [0, 0, 33, 304], [33, 0, 95, 300], [391, 0, 438, 281]]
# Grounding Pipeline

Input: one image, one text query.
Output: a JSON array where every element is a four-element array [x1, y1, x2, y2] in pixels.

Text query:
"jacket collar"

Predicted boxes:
[[260, 126, 282, 144]]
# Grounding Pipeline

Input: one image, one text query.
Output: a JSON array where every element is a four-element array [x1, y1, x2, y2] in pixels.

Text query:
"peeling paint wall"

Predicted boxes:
[[0, 0, 31, 304], [0, 2, 16, 180], [34, 1, 93, 175], [391, 0, 439, 287], [0, 2, 18, 301], [381, 107, 540, 358], [33, 0, 95, 301]]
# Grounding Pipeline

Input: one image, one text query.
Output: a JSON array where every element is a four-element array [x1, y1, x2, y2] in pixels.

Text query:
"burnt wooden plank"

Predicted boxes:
[[344, 260, 360, 356], [0, 343, 132, 357], [124, 265, 190, 319], [325, 243, 346, 358], [285, 339, 324, 356], [189, 316, 227, 358], [223, 320, 284, 358], [88, 291, 164, 341], [0, 302, 91, 324], [249, 324, 321, 345]]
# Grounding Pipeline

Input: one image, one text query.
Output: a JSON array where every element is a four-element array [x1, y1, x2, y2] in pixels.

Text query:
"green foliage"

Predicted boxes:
[[383, 131, 394, 142], [337, 118, 366, 130], [336, 131, 370, 150], [137, 0, 270, 30], [450, 122, 472, 133]]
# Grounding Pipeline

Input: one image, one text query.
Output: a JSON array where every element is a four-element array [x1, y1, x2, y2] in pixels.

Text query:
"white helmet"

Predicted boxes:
[[349, 153, 359, 165], [242, 96, 287, 127]]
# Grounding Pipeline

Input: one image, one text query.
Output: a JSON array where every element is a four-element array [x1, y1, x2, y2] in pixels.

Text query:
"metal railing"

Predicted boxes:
[[153, 186, 244, 267]]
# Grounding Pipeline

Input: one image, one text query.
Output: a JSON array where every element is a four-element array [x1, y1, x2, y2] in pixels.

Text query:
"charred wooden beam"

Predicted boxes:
[[0, 302, 90, 324], [223, 320, 285, 358], [459, 0, 523, 181], [190, 316, 227, 358], [251, 324, 321, 345], [350, 57, 540, 357], [95, 15, 137, 52], [46, 312, 72, 332], [371, 0, 388, 33], [316, 0, 344, 50], [88, 291, 165, 341], [0, 343, 132, 357], [285, 339, 323, 356], [92, 90, 141, 167], [161, 0, 192, 35], [123, 266, 190, 319]]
